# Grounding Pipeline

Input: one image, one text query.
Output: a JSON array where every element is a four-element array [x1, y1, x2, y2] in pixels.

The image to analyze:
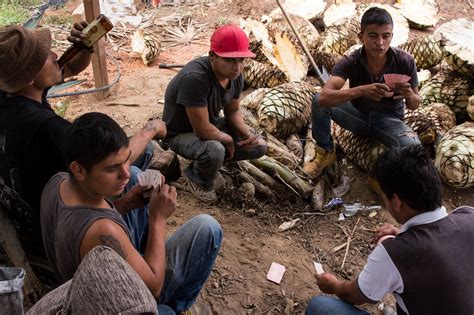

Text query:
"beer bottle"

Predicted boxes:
[[57, 14, 113, 67]]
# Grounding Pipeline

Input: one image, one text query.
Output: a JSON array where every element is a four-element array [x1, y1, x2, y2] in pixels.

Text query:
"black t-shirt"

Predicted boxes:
[[332, 47, 418, 118], [163, 56, 244, 137], [0, 91, 70, 215]]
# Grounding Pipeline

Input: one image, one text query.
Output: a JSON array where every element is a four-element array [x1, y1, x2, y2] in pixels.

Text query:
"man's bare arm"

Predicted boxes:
[[316, 273, 373, 306], [393, 84, 420, 110], [224, 98, 251, 139], [185, 105, 234, 158], [80, 219, 166, 297], [128, 119, 166, 164], [319, 76, 390, 107]]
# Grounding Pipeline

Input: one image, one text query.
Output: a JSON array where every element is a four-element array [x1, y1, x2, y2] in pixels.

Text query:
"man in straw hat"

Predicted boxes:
[[162, 24, 267, 203], [0, 23, 166, 234]]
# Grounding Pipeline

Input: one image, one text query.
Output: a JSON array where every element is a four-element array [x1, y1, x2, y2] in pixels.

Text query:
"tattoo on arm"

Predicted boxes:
[[99, 235, 128, 259]]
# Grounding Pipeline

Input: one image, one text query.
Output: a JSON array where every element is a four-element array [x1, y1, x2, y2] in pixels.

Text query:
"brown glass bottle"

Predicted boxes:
[[57, 14, 113, 67]]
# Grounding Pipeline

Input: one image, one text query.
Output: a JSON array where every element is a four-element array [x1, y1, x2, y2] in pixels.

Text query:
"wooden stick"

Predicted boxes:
[[275, 0, 326, 85], [340, 217, 360, 270], [468, 0, 474, 10]]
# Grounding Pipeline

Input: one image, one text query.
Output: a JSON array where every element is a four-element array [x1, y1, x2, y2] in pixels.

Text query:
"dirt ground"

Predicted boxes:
[[22, 0, 474, 313]]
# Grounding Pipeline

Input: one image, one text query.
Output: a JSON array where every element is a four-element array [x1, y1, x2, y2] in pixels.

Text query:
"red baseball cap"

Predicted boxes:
[[210, 24, 256, 58]]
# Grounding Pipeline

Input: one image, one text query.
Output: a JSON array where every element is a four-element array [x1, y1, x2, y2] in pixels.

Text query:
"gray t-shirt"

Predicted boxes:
[[332, 47, 418, 118], [41, 172, 130, 282], [162, 56, 244, 137]]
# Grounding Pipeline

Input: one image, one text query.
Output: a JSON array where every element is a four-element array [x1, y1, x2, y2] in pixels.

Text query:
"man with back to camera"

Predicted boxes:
[[303, 7, 421, 180], [162, 24, 267, 203], [41, 112, 222, 314], [305, 145, 474, 315]]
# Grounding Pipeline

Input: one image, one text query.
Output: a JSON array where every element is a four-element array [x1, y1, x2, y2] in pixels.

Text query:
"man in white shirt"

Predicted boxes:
[[305, 145, 474, 315]]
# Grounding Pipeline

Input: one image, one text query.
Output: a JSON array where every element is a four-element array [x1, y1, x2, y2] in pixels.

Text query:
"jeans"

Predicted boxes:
[[157, 214, 222, 313], [305, 296, 370, 315], [165, 119, 267, 189], [311, 93, 420, 151], [122, 142, 155, 251], [122, 144, 223, 313], [125, 213, 222, 315]]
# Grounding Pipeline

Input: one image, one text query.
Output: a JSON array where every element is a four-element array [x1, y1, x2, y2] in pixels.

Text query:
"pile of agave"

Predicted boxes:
[[231, 0, 473, 203]]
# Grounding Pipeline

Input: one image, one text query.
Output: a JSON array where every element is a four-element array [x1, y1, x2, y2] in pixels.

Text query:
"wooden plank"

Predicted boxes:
[[83, 0, 110, 99]]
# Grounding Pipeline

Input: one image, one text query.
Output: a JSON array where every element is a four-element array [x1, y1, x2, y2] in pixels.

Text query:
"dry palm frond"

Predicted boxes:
[[161, 16, 207, 48]]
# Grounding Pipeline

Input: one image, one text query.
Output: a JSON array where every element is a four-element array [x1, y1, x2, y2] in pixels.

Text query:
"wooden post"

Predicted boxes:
[[83, 0, 110, 99]]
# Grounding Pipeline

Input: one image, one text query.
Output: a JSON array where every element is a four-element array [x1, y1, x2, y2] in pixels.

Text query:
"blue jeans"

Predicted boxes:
[[165, 119, 267, 189], [122, 145, 223, 313], [122, 142, 154, 250], [157, 214, 222, 313], [311, 94, 420, 151], [305, 296, 370, 315]]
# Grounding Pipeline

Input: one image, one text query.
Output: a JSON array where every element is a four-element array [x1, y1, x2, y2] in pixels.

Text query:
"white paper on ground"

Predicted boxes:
[[313, 261, 324, 275], [266, 262, 286, 284]]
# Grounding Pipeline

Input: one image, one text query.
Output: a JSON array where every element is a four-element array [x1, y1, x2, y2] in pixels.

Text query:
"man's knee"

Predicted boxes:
[[201, 140, 226, 165], [305, 295, 325, 315], [190, 214, 223, 248], [398, 130, 420, 148]]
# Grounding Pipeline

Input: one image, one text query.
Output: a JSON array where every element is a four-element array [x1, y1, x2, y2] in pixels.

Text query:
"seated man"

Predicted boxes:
[[162, 24, 267, 203], [303, 7, 421, 179], [0, 23, 165, 234], [305, 145, 474, 315], [41, 112, 222, 314]]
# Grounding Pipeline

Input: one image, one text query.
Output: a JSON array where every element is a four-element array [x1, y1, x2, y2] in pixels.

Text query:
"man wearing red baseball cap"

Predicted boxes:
[[163, 24, 267, 203]]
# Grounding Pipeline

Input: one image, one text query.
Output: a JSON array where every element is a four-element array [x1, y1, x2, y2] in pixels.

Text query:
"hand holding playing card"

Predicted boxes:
[[392, 82, 414, 100], [137, 170, 164, 198], [383, 73, 411, 98], [118, 184, 153, 211], [361, 83, 390, 101]]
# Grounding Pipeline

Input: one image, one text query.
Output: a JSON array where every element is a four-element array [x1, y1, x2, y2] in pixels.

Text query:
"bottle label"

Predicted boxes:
[[82, 16, 112, 47]]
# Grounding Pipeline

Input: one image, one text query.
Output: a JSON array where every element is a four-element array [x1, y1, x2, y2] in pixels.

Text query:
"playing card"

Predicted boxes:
[[137, 170, 163, 198], [383, 73, 411, 88], [266, 262, 286, 284], [313, 261, 325, 275]]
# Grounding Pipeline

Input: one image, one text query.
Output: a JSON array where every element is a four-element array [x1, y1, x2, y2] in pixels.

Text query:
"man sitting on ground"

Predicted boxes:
[[305, 145, 474, 315], [41, 112, 222, 314], [162, 24, 267, 203]]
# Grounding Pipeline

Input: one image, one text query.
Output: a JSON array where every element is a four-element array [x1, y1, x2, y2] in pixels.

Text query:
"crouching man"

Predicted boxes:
[[305, 145, 474, 315], [41, 112, 222, 314]]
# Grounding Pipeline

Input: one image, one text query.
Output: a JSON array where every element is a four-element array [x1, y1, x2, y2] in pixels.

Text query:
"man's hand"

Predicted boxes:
[[392, 83, 414, 100], [146, 119, 167, 139], [149, 183, 177, 221], [67, 21, 93, 52], [359, 83, 390, 102], [222, 133, 235, 160], [236, 134, 262, 147], [374, 223, 399, 244], [113, 184, 152, 215], [315, 273, 340, 294]]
